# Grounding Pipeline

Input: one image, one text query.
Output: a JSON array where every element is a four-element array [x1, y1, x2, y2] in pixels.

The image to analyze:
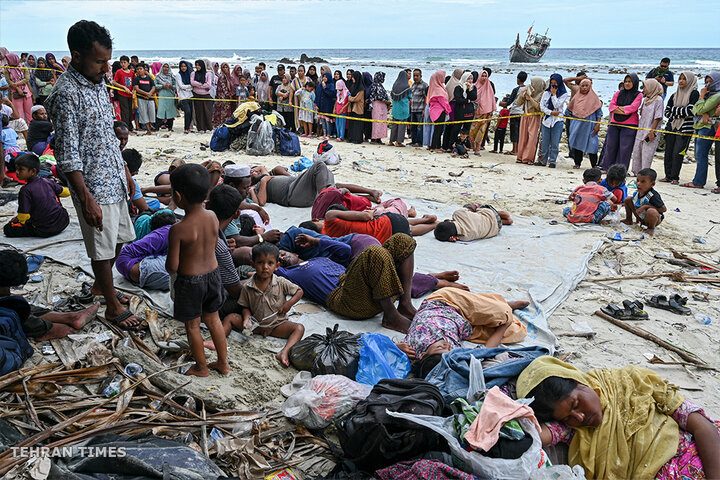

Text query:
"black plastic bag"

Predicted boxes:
[[289, 324, 361, 378]]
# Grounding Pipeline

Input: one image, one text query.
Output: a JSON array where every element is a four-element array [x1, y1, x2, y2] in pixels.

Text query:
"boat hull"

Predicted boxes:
[[509, 44, 544, 63]]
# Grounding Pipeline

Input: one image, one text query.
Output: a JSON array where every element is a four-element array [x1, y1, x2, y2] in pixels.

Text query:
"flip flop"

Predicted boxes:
[[680, 183, 703, 189], [622, 300, 649, 320], [107, 310, 141, 331], [25, 254, 45, 273], [646, 294, 691, 316]]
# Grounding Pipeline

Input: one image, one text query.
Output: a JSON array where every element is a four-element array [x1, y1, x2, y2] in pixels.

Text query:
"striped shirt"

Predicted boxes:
[[410, 81, 428, 113], [216, 230, 240, 287], [664, 90, 699, 134]]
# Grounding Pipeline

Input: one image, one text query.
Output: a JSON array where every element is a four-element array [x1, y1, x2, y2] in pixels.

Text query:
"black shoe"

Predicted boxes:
[[549, 163, 557, 168]]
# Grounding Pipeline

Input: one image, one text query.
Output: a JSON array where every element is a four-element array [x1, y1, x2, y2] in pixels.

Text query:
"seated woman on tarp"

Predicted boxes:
[[516, 356, 720, 480], [398, 287, 530, 374]]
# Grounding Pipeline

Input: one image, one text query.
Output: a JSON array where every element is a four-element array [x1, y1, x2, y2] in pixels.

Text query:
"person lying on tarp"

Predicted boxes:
[[397, 287, 530, 377]]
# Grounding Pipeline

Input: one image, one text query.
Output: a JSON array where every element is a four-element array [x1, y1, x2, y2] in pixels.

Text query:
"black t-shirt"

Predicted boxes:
[[269, 75, 283, 102], [27, 120, 53, 151], [133, 75, 155, 95]]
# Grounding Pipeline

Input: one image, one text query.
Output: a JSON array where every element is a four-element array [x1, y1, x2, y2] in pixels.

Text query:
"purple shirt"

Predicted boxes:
[[277, 239, 350, 305], [115, 225, 171, 279], [349, 233, 380, 260], [18, 176, 69, 234]]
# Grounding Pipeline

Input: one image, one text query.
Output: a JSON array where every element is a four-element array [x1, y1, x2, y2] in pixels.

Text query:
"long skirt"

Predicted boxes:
[[516, 115, 541, 163], [193, 94, 213, 132], [156, 92, 177, 120], [347, 112, 364, 144], [469, 111, 492, 150], [326, 233, 416, 319], [372, 101, 388, 140], [212, 95, 234, 128]]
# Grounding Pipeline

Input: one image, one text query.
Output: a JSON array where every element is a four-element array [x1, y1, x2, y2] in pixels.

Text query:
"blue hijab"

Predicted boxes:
[[546, 73, 567, 110], [178, 60, 192, 85], [315, 72, 336, 114]]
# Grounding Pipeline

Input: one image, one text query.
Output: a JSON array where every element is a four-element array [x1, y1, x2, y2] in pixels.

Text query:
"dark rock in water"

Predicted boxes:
[[278, 57, 295, 65], [300, 53, 328, 64]]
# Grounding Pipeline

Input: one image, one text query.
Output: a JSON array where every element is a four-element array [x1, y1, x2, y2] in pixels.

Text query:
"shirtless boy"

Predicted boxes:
[[166, 164, 229, 377]]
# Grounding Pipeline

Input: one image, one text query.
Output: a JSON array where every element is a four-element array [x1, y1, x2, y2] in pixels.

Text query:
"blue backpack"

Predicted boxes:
[[0, 297, 33, 376], [210, 126, 230, 152], [273, 128, 301, 156]]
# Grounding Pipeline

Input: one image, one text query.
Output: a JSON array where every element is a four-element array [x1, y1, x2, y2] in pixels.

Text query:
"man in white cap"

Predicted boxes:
[[27, 105, 54, 156], [222, 164, 281, 247]]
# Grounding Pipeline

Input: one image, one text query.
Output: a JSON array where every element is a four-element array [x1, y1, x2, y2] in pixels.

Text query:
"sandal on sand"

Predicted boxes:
[[622, 300, 649, 320], [712, 187, 720, 194], [601, 304, 632, 320], [516, 159, 524, 163], [680, 182, 703, 189], [107, 310, 141, 331], [534, 161, 546, 166], [646, 294, 691, 315], [659, 178, 671, 183]]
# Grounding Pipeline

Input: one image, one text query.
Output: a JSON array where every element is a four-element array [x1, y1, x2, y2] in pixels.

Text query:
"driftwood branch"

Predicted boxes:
[[594, 310, 707, 366]]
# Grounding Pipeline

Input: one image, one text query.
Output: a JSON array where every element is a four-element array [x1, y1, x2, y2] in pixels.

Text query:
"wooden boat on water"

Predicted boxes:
[[510, 25, 551, 63]]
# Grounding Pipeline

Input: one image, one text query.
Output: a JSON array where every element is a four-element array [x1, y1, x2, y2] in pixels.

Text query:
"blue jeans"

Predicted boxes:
[[410, 111, 423, 144], [335, 117, 346, 139], [424, 346, 549, 403], [541, 122, 563, 164], [692, 127, 715, 187], [319, 117, 332, 136], [563, 200, 611, 224], [138, 255, 170, 291]]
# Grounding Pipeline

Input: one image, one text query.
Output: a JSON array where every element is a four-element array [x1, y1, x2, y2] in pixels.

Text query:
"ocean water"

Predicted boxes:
[[32, 48, 720, 105]]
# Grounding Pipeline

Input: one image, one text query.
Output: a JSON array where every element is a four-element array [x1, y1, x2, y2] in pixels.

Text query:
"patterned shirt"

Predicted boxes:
[[45, 64, 128, 205], [410, 80, 429, 113]]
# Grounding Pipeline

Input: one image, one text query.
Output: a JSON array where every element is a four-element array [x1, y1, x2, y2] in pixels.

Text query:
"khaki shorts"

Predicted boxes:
[[72, 197, 135, 261]]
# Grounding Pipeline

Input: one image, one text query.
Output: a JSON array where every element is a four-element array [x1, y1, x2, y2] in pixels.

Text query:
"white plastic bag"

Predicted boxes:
[[531, 465, 586, 480], [282, 374, 372, 429], [246, 115, 275, 156], [313, 149, 341, 166], [386, 411, 545, 480]]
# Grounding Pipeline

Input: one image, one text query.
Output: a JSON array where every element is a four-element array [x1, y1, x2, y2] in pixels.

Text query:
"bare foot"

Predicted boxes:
[[420, 214, 437, 224], [408, 206, 417, 218], [381, 311, 411, 334], [620, 219, 633, 226], [508, 300, 530, 310], [433, 270, 460, 282], [369, 189, 383, 203], [90, 285, 130, 304], [276, 350, 291, 367], [70, 303, 100, 329], [436, 279, 470, 291], [645, 228, 655, 236], [185, 364, 210, 377], [203, 339, 217, 351], [208, 361, 230, 375], [499, 211, 514, 225], [397, 301, 417, 319]]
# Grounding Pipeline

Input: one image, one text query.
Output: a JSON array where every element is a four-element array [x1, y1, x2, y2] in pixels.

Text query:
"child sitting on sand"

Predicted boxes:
[[622, 167, 666, 236], [600, 164, 628, 211], [434, 204, 512, 242], [451, 129, 472, 158], [239, 242, 305, 366], [563, 168, 615, 224], [3, 153, 70, 238], [0, 250, 100, 341], [166, 164, 229, 377]]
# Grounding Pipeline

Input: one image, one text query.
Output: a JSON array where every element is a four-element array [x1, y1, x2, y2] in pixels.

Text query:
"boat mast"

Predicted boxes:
[[526, 22, 534, 43]]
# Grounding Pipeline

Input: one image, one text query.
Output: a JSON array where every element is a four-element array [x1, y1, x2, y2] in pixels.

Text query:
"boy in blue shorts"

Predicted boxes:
[[622, 168, 666, 236]]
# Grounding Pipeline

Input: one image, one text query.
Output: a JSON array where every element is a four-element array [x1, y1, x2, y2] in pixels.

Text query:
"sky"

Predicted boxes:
[[1, 0, 718, 52]]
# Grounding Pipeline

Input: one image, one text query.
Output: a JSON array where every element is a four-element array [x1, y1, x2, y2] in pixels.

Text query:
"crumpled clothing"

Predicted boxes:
[[451, 398, 524, 445], [463, 386, 541, 452], [375, 459, 478, 480], [226, 101, 261, 128]]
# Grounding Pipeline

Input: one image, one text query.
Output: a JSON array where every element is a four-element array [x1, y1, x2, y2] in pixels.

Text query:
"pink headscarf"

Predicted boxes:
[[335, 79, 349, 113], [151, 62, 162, 76], [474, 70, 496, 115], [0, 47, 8, 67], [230, 65, 243, 92], [5, 53, 25, 82], [427, 70, 448, 101]]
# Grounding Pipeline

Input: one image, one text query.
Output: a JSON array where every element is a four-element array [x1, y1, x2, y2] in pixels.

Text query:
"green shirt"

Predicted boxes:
[[692, 92, 720, 130]]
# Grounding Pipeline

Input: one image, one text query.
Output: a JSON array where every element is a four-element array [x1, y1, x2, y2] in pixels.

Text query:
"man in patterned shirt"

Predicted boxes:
[[46, 20, 139, 329]]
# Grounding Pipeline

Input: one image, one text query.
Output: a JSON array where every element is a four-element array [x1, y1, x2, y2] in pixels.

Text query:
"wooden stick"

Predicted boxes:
[[21, 377, 44, 431], [585, 272, 676, 282], [672, 250, 720, 272], [594, 310, 707, 366], [200, 402, 209, 458]]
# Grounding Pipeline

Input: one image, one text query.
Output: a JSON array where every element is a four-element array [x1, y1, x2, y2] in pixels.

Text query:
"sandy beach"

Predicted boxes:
[[3, 126, 719, 417]]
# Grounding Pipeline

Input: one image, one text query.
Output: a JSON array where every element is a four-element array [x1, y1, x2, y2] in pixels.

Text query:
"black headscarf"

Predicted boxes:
[[471, 71, 479, 83], [391, 70, 411, 101], [614, 73, 640, 123], [483, 67, 492, 77], [362, 72, 373, 100], [349, 70, 364, 96], [178, 60, 192, 85], [194, 59, 207, 84], [35, 58, 53, 82]]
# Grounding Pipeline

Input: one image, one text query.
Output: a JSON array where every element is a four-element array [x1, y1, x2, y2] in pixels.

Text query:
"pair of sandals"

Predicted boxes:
[[76, 282, 141, 331], [646, 294, 692, 316], [601, 300, 649, 321]]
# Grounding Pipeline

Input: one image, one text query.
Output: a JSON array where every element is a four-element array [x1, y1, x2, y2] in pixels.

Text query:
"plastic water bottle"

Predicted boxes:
[[695, 313, 712, 325]]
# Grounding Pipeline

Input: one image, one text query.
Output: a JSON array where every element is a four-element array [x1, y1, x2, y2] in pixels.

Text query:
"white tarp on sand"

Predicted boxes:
[[1, 196, 606, 351]]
